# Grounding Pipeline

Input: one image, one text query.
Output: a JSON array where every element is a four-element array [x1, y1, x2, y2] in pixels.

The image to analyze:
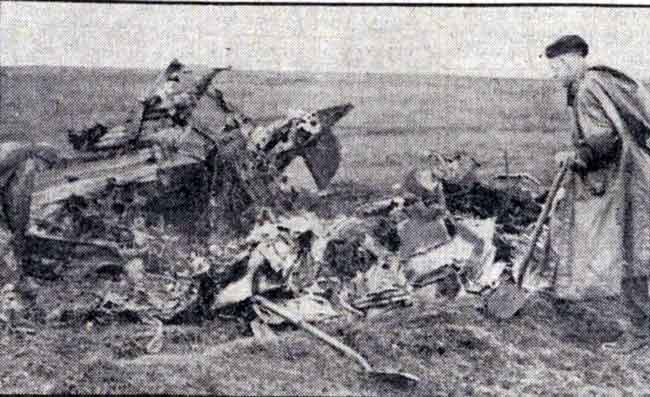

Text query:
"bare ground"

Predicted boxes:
[[0, 182, 644, 395], [2, 290, 646, 395]]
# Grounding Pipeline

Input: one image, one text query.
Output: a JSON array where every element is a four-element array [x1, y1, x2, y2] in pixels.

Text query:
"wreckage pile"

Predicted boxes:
[[28, 61, 354, 254], [206, 100, 353, 236], [4, 146, 548, 356], [1, 60, 550, 360]]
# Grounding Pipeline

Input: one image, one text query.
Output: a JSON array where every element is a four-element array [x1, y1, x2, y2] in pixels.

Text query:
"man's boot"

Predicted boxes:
[[603, 277, 650, 354]]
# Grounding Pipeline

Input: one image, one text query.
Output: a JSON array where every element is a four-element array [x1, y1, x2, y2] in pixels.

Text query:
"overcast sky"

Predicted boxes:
[[3, 2, 650, 78]]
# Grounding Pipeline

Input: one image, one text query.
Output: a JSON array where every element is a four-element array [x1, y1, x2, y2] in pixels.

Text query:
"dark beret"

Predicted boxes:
[[545, 35, 589, 58]]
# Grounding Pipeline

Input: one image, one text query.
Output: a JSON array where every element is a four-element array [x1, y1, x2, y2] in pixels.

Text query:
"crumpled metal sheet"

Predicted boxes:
[[302, 129, 342, 191], [318, 215, 400, 279], [247, 213, 325, 279], [346, 259, 413, 311], [492, 173, 544, 202], [404, 217, 497, 288], [211, 101, 353, 225], [427, 151, 481, 186], [68, 62, 224, 153], [409, 151, 543, 231], [403, 167, 448, 200], [399, 217, 452, 259], [354, 196, 409, 218], [212, 211, 403, 314], [94, 273, 199, 322], [501, 224, 556, 291], [211, 213, 325, 309]]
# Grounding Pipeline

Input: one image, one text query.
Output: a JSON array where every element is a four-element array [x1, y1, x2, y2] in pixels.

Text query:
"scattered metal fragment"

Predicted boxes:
[[403, 218, 497, 289], [347, 260, 413, 311]]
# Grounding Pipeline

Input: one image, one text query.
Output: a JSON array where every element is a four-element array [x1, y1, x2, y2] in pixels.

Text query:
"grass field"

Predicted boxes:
[[4, 66, 647, 395], [1, 66, 574, 186]]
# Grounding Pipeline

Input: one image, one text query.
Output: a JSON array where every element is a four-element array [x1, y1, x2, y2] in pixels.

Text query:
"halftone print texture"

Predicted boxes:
[[1, 2, 650, 395]]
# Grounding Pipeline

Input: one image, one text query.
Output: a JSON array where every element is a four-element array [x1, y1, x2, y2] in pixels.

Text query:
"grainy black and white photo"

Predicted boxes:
[[2, 2, 650, 394]]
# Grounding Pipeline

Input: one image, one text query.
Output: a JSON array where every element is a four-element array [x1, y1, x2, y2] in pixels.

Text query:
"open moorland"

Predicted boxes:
[[2, 66, 649, 395]]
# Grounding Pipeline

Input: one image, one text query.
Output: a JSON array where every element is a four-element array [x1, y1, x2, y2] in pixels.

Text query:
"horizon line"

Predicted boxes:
[[0, 63, 566, 81]]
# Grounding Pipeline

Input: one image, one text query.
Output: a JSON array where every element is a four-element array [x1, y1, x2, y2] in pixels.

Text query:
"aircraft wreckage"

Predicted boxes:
[[25, 59, 354, 259], [3, 60, 551, 363]]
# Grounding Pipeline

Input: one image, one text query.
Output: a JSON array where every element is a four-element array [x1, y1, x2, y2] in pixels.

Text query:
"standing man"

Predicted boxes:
[[543, 34, 650, 353]]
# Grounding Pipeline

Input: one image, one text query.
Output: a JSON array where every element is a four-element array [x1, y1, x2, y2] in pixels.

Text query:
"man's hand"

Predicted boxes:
[[554, 150, 576, 168], [554, 150, 588, 171]]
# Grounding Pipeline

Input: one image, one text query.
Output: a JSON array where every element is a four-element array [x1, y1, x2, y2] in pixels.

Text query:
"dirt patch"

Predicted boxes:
[[1, 291, 649, 394]]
